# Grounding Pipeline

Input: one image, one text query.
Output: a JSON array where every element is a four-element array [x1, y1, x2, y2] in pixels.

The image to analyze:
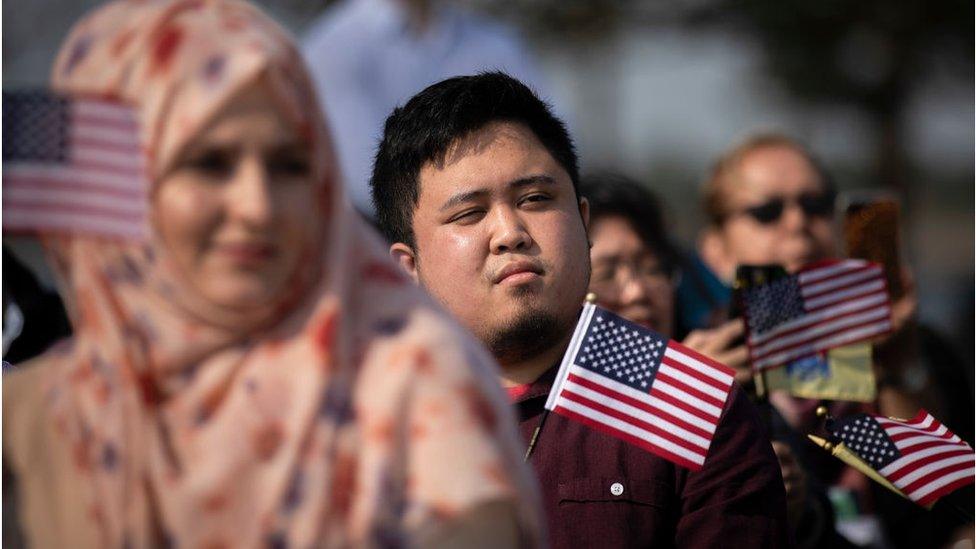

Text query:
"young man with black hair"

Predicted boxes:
[[370, 72, 790, 547]]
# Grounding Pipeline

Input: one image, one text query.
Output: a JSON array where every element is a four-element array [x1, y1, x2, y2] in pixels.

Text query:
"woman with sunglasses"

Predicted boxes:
[[694, 133, 941, 424], [691, 133, 976, 548], [2, 1, 543, 547], [695, 135, 887, 438], [582, 173, 856, 547], [698, 133, 838, 284]]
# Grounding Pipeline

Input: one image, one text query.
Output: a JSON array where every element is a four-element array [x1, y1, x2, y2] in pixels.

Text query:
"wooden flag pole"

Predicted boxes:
[[523, 409, 550, 462], [524, 292, 597, 462], [806, 434, 914, 504], [812, 407, 975, 518]]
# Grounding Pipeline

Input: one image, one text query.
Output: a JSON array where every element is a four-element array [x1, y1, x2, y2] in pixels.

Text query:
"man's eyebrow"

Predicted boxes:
[[438, 175, 558, 212], [439, 188, 490, 212], [509, 174, 557, 190]]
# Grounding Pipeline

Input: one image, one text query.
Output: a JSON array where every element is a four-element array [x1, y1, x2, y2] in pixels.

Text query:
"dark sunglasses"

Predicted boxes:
[[738, 192, 835, 225]]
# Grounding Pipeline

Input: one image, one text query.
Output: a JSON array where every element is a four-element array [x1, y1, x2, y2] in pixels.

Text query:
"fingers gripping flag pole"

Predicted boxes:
[[528, 298, 736, 470]]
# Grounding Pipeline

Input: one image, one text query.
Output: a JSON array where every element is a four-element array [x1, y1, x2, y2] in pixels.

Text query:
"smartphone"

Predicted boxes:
[[730, 264, 790, 417], [839, 191, 904, 300]]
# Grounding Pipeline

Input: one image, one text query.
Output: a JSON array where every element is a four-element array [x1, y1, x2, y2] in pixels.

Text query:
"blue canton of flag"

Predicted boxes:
[[828, 411, 974, 507], [3, 89, 148, 239], [546, 303, 735, 471], [833, 415, 901, 470], [575, 308, 666, 391], [3, 92, 71, 163], [744, 277, 806, 335]]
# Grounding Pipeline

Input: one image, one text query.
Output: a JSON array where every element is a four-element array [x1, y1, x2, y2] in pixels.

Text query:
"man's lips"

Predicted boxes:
[[493, 260, 544, 284]]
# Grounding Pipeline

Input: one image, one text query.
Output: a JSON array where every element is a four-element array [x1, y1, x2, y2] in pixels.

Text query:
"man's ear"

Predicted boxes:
[[389, 243, 420, 284], [579, 196, 590, 231]]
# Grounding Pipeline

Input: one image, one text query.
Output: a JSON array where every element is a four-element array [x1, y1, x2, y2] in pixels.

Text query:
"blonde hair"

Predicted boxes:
[[702, 132, 832, 226]]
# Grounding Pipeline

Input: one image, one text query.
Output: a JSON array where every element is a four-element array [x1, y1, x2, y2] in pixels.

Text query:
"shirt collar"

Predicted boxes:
[[510, 364, 559, 404]]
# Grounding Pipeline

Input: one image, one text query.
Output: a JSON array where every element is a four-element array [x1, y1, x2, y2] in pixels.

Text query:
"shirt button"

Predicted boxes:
[[610, 482, 624, 496]]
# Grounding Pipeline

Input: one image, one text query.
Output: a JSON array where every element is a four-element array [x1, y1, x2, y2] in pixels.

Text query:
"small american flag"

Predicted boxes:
[[545, 303, 735, 471], [3, 90, 148, 239], [828, 411, 974, 507], [743, 259, 892, 371]]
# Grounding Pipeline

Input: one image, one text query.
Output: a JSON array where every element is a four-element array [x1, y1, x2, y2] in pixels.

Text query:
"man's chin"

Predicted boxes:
[[484, 308, 563, 365], [502, 280, 545, 299]]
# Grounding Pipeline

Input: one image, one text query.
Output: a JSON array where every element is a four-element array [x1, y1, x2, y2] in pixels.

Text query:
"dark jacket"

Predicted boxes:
[[517, 366, 792, 548]]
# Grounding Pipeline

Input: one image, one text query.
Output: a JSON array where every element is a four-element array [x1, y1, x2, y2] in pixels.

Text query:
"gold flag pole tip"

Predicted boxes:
[[807, 434, 911, 503]]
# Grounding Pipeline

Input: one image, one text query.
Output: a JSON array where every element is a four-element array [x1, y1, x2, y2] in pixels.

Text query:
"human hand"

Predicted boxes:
[[887, 266, 918, 337], [683, 318, 750, 384]]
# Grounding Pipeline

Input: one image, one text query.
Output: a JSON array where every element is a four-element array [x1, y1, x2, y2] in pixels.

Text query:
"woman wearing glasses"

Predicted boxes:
[[581, 173, 847, 546], [698, 133, 837, 285], [691, 134, 975, 548], [583, 172, 757, 372]]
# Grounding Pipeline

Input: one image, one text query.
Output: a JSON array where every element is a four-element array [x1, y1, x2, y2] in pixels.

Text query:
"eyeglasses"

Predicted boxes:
[[731, 192, 835, 225], [590, 256, 680, 295]]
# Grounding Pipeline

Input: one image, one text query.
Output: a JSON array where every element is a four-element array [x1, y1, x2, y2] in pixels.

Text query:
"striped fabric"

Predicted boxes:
[[3, 90, 148, 239], [743, 259, 892, 371], [829, 410, 974, 507], [546, 303, 735, 471]]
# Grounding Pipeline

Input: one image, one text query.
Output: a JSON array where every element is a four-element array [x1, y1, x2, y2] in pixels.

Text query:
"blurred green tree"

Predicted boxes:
[[478, 0, 972, 193], [703, 0, 973, 193]]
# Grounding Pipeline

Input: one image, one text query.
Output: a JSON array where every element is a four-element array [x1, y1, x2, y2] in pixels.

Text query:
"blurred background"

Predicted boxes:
[[4, 0, 973, 364]]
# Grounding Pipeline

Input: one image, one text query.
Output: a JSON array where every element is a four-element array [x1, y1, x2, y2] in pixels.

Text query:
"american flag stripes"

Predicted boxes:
[[828, 411, 974, 507], [743, 259, 892, 371], [545, 303, 735, 471], [3, 90, 148, 239]]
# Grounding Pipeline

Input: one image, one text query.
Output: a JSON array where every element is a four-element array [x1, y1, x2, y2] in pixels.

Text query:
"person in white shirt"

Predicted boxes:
[[302, 0, 548, 217]]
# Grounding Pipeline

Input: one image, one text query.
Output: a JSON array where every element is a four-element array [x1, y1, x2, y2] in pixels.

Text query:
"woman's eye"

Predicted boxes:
[[268, 151, 312, 178], [591, 264, 616, 282], [184, 149, 233, 176]]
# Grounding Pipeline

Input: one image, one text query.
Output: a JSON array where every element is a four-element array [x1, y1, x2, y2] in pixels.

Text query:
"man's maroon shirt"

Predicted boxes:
[[515, 366, 792, 548]]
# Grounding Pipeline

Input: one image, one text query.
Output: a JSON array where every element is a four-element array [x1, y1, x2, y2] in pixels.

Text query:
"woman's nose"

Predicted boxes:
[[227, 156, 273, 227], [618, 270, 652, 306], [780, 200, 809, 232]]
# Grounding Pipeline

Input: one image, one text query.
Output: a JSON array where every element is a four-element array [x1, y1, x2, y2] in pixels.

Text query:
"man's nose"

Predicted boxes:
[[489, 207, 533, 254]]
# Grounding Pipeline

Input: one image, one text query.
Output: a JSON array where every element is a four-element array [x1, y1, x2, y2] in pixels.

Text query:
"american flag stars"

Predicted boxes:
[[838, 418, 897, 467], [546, 304, 735, 471], [827, 411, 975, 506], [578, 311, 666, 391]]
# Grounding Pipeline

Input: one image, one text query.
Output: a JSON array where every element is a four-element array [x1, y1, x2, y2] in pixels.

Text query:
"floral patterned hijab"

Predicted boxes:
[[3, 1, 541, 547]]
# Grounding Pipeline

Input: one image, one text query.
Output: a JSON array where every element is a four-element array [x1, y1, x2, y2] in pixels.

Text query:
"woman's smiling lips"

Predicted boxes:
[[215, 242, 278, 266]]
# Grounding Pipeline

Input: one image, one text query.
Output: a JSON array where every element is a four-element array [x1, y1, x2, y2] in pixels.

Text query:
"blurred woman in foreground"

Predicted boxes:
[[2, 1, 541, 547]]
